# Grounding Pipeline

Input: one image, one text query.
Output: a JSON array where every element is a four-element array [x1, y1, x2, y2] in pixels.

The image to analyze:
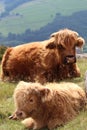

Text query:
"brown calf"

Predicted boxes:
[[9, 81, 87, 129]]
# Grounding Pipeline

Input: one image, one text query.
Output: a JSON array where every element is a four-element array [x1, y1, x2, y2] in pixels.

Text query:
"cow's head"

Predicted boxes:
[[46, 29, 85, 65]]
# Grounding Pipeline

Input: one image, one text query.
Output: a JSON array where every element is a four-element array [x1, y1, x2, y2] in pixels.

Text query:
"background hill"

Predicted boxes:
[[0, 0, 87, 52]]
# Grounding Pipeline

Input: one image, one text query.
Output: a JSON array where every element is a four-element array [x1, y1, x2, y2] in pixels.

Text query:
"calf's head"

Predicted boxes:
[[47, 29, 85, 65], [12, 81, 50, 120]]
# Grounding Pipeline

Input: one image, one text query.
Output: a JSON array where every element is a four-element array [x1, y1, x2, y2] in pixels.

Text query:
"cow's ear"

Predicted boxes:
[[46, 42, 56, 49], [40, 87, 51, 102], [51, 32, 58, 37], [51, 32, 60, 46], [76, 37, 85, 48]]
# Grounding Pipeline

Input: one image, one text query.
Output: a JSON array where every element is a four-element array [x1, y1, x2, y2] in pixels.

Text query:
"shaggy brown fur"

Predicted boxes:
[[9, 81, 86, 130], [1, 29, 85, 83]]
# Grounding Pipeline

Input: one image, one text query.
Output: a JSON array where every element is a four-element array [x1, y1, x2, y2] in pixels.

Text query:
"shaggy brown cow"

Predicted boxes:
[[9, 81, 87, 130], [1, 29, 85, 83]]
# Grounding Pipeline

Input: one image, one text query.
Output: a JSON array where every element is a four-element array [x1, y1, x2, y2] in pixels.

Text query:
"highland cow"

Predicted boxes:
[[9, 81, 87, 130], [1, 29, 85, 83]]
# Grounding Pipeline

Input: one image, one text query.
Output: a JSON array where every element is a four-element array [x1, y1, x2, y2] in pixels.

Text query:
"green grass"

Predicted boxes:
[[0, 0, 87, 35], [0, 58, 87, 130]]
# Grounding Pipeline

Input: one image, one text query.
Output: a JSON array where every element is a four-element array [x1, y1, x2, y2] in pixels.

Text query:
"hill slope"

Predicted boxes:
[[0, 0, 87, 35]]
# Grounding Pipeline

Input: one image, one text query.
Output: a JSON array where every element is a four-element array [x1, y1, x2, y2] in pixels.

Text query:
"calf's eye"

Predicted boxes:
[[29, 98, 34, 103]]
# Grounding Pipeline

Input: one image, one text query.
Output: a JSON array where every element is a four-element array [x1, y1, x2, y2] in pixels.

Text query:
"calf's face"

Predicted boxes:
[[50, 29, 85, 65], [12, 82, 50, 120], [14, 93, 40, 119]]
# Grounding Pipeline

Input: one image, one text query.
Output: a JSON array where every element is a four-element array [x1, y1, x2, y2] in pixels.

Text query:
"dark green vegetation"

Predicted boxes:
[[0, 0, 87, 52], [0, 45, 7, 61], [0, 58, 87, 130]]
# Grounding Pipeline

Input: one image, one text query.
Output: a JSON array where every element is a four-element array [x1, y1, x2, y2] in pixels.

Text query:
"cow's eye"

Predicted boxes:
[[58, 44, 65, 50]]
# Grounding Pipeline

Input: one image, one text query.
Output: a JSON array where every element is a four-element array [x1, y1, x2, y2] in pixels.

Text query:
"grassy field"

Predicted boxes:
[[0, 0, 87, 35], [0, 58, 87, 130]]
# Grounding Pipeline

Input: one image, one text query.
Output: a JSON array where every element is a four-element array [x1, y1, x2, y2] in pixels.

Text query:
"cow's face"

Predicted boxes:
[[50, 29, 85, 65]]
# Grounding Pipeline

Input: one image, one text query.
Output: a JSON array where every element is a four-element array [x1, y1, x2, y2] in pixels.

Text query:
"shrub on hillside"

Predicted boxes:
[[0, 45, 7, 61]]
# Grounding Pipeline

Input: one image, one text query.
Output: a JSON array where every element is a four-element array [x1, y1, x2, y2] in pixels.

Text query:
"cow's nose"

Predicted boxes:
[[64, 55, 76, 64]]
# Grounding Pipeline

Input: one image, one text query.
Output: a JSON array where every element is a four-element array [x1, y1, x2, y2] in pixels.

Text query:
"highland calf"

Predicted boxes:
[[9, 81, 87, 130], [1, 29, 85, 83]]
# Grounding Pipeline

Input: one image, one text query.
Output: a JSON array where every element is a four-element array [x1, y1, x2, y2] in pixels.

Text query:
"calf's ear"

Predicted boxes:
[[76, 37, 85, 48], [40, 88, 51, 102]]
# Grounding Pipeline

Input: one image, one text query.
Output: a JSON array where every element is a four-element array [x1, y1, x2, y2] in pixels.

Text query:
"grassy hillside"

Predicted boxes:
[[0, 0, 87, 51], [0, 0, 87, 35], [0, 2, 4, 13], [0, 58, 87, 130]]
